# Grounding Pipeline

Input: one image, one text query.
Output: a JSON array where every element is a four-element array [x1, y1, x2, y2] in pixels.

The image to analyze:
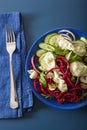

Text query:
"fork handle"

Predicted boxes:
[[9, 54, 18, 109]]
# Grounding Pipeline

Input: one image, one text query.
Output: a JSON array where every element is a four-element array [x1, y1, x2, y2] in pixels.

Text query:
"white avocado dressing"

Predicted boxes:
[[70, 61, 87, 77], [53, 70, 68, 92], [39, 52, 56, 71], [28, 69, 38, 79], [56, 35, 74, 50]]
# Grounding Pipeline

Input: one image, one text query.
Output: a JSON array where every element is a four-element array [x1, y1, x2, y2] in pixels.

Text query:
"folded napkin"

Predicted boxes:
[[0, 12, 33, 118]]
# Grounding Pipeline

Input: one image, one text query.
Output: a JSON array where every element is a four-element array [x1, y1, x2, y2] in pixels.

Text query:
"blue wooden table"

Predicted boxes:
[[0, 0, 87, 130]]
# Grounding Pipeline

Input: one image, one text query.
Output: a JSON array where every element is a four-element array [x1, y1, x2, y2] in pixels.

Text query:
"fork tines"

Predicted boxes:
[[6, 26, 15, 43]]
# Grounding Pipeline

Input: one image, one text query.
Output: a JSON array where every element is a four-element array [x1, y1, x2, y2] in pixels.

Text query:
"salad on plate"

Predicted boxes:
[[28, 29, 87, 104]]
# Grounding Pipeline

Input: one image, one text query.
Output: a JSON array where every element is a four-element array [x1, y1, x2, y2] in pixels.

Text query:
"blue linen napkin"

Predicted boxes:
[[0, 12, 33, 118]]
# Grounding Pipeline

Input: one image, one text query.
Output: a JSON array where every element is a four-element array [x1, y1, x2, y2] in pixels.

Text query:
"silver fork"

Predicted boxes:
[[6, 26, 18, 109]]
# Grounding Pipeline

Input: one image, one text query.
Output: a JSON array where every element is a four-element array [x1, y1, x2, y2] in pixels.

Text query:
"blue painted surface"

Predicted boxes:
[[0, 0, 87, 130]]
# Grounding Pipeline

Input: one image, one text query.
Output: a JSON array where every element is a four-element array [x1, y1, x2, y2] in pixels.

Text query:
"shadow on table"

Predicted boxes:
[[21, 12, 41, 51], [23, 96, 49, 119]]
